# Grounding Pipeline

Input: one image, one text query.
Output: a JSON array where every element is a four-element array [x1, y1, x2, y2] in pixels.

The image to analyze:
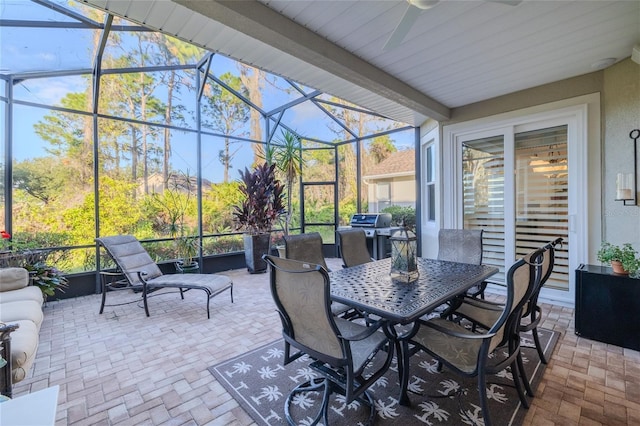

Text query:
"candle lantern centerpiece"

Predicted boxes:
[[389, 221, 419, 283]]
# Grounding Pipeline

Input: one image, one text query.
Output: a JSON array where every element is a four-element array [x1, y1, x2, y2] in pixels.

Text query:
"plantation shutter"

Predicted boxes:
[[462, 135, 506, 283], [462, 125, 569, 291], [514, 126, 569, 290]]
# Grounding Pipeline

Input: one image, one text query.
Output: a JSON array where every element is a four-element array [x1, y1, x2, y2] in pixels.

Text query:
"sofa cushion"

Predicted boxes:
[[3, 320, 39, 383], [0, 268, 29, 292], [0, 285, 43, 305], [0, 300, 44, 329]]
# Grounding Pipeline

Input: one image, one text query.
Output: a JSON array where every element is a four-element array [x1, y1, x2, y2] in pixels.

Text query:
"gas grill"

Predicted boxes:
[[349, 213, 392, 237], [346, 213, 400, 259]]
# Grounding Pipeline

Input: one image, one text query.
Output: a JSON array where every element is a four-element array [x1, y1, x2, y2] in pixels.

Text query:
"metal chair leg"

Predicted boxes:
[[532, 327, 548, 364]]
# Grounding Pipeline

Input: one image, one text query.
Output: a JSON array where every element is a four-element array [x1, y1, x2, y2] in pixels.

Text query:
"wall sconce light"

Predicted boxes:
[[617, 129, 640, 206]]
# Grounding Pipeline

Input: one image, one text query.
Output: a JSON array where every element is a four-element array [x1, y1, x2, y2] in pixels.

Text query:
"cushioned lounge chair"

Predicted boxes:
[[96, 235, 233, 319]]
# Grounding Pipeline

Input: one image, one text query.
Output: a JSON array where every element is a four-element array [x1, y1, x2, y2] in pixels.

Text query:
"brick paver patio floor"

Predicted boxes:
[[12, 258, 640, 425]]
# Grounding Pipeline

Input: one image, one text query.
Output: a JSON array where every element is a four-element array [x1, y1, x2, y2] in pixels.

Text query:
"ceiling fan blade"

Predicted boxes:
[[383, 4, 421, 51]]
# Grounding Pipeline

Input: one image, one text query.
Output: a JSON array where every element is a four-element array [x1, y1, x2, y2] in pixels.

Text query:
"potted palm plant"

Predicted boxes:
[[152, 172, 200, 273], [265, 129, 305, 256], [174, 235, 199, 273], [273, 130, 304, 236], [232, 162, 286, 273]]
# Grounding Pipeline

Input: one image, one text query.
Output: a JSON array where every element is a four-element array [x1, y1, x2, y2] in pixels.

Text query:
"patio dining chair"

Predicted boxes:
[[283, 232, 352, 317], [96, 235, 233, 319], [283, 232, 330, 270], [447, 237, 563, 364], [438, 228, 486, 298], [406, 248, 544, 426], [336, 228, 373, 268], [263, 255, 394, 425]]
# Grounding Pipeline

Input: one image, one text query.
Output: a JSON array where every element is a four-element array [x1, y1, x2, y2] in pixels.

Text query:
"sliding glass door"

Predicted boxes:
[[514, 126, 569, 290], [462, 135, 507, 282], [461, 126, 569, 290], [441, 97, 598, 303]]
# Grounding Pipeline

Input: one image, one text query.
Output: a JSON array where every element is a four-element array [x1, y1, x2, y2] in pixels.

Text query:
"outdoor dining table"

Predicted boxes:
[[329, 256, 499, 406]]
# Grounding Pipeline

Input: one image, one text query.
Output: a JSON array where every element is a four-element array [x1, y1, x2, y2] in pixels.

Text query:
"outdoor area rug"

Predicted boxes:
[[209, 328, 559, 426]]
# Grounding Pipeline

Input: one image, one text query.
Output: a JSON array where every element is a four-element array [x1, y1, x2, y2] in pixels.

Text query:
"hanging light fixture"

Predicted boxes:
[[389, 221, 419, 283]]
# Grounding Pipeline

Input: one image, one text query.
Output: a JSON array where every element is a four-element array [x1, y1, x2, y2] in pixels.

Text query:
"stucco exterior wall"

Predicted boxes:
[[367, 175, 416, 212], [602, 58, 640, 248], [445, 72, 604, 124], [431, 58, 639, 260]]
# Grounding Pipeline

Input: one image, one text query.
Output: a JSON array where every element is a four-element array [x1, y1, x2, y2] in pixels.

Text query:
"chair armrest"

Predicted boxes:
[[0, 323, 20, 397], [135, 270, 150, 284], [99, 271, 123, 277], [465, 280, 488, 298], [0, 323, 19, 340], [459, 296, 504, 311], [99, 271, 129, 289], [422, 319, 497, 340], [338, 318, 388, 341]]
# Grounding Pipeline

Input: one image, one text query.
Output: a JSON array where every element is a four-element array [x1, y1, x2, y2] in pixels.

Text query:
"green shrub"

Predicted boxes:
[[382, 205, 416, 230]]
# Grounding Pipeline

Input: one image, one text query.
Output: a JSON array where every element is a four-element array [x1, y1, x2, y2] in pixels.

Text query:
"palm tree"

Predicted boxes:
[[273, 129, 304, 236]]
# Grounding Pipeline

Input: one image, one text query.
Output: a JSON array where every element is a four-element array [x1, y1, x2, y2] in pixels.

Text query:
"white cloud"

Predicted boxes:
[[18, 76, 86, 106]]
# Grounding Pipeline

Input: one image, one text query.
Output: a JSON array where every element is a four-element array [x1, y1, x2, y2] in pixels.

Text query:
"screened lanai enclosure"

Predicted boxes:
[[0, 0, 417, 291]]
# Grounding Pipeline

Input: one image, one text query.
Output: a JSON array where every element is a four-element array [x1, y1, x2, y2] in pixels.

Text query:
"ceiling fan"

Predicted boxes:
[[383, 0, 522, 51]]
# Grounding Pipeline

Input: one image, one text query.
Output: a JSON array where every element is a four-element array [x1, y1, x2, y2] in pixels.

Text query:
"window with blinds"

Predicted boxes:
[[462, 125, 569, 291], [425, 144, 436, 222]]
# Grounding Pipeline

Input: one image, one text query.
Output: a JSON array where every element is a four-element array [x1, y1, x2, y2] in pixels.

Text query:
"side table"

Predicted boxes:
[[0, 385, 59, 425]]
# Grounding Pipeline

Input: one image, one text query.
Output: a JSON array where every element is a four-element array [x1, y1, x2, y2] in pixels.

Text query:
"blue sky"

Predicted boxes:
[[1, 0, 414, 182]]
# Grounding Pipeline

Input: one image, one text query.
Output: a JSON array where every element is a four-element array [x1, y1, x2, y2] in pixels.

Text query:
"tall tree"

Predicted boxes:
[[111, 34, 164, 194], [12, 158, 72, 204], [238, 64, 265, 164], [368, 135, 397, 164], [155, 34, 202, 187], [326, 98, 399, 207], [201, 72, 250, 182], [33, 92, 92, 187]]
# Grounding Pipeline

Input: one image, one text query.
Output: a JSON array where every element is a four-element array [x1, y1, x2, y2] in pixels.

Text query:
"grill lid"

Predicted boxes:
[[350, 213, 392, 228]]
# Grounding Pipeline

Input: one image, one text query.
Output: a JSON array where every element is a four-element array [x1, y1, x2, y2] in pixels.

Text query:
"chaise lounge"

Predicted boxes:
[[96, 235, 233, 319]]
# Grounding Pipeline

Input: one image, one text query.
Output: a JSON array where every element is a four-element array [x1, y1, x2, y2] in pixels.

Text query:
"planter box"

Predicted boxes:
[[243, 234, 270, 274], [575, 264, 640, 351]]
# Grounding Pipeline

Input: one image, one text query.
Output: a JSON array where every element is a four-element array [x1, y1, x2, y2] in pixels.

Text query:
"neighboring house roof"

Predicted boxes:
[[364, 149, 416, 180]]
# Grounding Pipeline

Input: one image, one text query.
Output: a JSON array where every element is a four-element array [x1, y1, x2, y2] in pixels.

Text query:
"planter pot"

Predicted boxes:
[[277, 246, 286, 258], [610, 260, 629, 275], [175, 261, 200, 274], [243, 234, 271, 274]]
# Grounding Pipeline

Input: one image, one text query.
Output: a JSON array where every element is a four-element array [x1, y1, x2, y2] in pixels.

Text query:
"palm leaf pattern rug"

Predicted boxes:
[[209, 328, 559, 425]]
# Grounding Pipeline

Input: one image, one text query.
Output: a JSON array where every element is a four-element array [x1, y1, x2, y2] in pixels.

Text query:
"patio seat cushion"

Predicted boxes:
[[0, 268, 45, 395], [0, 266, 44, 305], [0, 267, 30, 291], [148, 273, 233, 296], [0, 300, 44, 329], [0, 285, 44, 305], [2, 320, 39, 383]]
